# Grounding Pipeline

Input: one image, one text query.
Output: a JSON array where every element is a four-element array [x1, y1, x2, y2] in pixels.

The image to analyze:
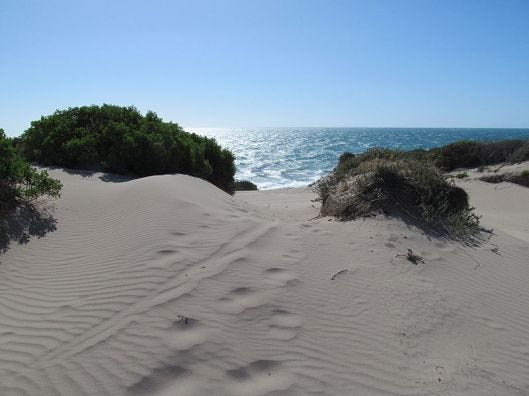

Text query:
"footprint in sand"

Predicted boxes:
[[128, 364, 189, 395], [225, 360, 295, 395], [230, 287, 254, 296], [268, 309, 303, 340], [156, 249, 179, 255], [263, 268, 300, 287], [171, 231, 186, 237], [387, 234, 399, 242], [164, 316, 211, 350], [216, 287, 269, 314], [421, 251, 442, 261]]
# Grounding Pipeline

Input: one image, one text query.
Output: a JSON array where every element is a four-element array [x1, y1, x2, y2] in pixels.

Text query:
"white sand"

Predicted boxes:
[[1, 168, 529, 395]]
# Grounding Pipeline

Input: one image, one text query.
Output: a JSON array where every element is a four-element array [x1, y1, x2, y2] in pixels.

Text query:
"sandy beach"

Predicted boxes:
[[1, 167, 529, 395]]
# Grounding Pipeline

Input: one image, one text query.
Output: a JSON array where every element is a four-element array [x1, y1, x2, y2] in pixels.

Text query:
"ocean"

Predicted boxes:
[[188, 128, 529, 190]]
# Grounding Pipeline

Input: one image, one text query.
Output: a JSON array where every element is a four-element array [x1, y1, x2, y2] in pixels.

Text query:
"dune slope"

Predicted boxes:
[[1, 169, 528, 395]]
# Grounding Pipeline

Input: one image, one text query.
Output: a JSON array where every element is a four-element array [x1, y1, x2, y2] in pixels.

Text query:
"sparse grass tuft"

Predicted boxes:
[[405, 249, 424, 264], [480, 170, 529, 188]]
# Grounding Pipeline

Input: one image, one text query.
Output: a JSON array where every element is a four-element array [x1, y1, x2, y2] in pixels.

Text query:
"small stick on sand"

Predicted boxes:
[[331, 269, 349, 280]]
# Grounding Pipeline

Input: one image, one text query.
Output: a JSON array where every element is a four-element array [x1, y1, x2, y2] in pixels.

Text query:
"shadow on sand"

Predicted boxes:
[[0, 202, 58, 254], [51, 166, 134, 183]]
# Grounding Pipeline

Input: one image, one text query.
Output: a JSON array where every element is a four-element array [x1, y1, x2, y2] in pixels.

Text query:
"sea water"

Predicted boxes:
[[188, 128, 529, 190]]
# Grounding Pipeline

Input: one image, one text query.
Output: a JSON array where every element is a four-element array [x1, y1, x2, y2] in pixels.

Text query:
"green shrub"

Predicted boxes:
[[19, 105, 236, 193], [0, 129, 62, 211], [234, 180, 258, 191], [509, 141, 529, 163], [512, 170, 529, 187], [316, 158, 480, 240], [434, 141, 482, 170], [333, 147, 437, 181], [315, 137, 529, 239], [434, 139, 526, 171]]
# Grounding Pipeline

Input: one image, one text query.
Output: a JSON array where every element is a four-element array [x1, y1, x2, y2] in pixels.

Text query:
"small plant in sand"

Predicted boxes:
[[397, 249, 424, 265]]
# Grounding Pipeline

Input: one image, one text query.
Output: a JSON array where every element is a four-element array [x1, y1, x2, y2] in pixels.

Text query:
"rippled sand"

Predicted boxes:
[[1, 168, 528, 395]]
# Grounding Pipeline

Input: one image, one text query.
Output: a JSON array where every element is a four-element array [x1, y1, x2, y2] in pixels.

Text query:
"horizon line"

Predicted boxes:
[[184, 126, 529, 130]]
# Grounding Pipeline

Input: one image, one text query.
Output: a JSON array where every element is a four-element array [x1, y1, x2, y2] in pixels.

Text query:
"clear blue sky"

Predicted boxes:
[[1, 0, 529, 136]]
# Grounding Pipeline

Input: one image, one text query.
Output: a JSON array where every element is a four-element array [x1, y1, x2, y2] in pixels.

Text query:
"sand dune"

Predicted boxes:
[[1, 169, 529, 395]]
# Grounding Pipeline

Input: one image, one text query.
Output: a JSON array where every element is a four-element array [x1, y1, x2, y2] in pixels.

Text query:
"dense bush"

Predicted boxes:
[[509, 141, 529, 163], [316, 158, 480, 239], [332, 139, 529, 181], [1, 129, 62, 211], [433, 139, 526, 171], [234, 180, 258, 191], [333, 147, 434, 182], [19, 105, 236, 193]]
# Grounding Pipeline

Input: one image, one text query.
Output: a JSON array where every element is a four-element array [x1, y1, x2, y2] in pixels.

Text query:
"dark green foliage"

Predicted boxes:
[[513, 171, 529, 187], [332, 139, 529, 183], [234, 180, 258, 191], [455, 172, 469, 179], [19, 105, 236, 193], [509, 141, 529, 163], [434, 139, 526, 171], [1, 128, 61, 252], [338, 152, 356, 164], [333, 147, 435, 182], [1, 129, 62, 211], [318, 138, 529, 239], [434, 141, 482, 170], [316, 158, 481, 240]]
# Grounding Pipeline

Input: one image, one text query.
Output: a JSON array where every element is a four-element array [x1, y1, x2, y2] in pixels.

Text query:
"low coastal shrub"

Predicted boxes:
[[1, 128, 62, 252], [315, 154, 481, 240], [513, 171, 529, 187], [480, 170, 529, 188], [1, 129, 62, 210], [434, 139, 526, 171], [333, 148, 433, 182], [317, 137, 529, 239], [18, 105, 236, 193], [234, 180, 258, 191], [331, 139, 529, 184], [509, 141, 529, 163]]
